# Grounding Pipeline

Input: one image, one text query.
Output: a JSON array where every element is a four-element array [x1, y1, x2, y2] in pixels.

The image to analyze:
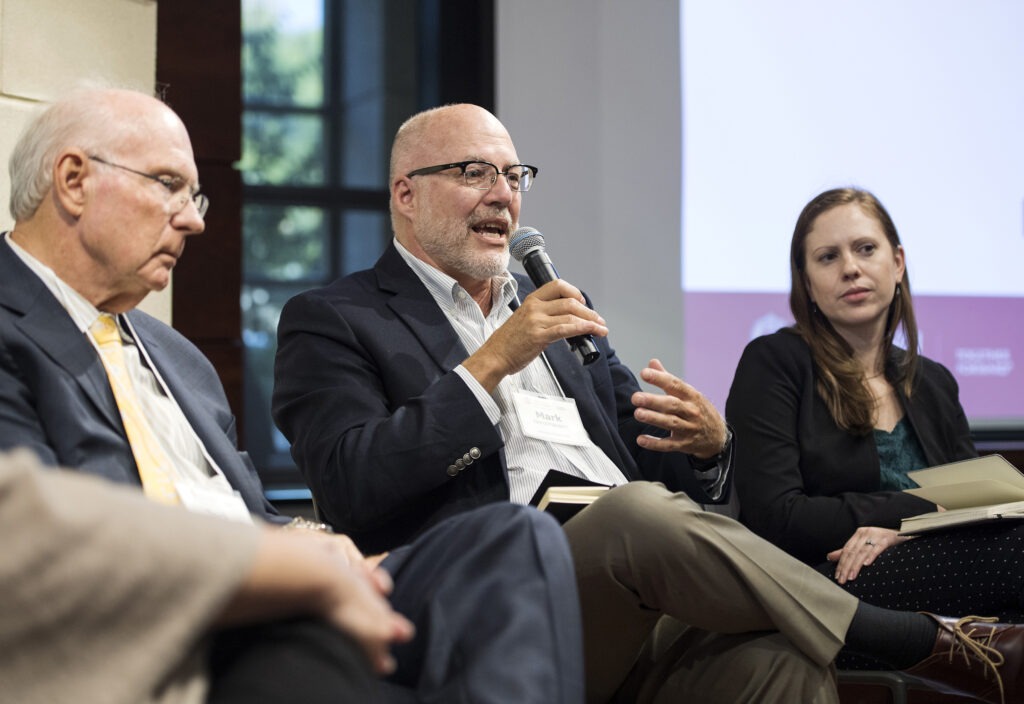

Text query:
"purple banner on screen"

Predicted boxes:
[[684, 292, 1023, 427]]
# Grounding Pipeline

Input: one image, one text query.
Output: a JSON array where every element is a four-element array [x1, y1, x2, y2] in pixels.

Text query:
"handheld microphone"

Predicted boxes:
[[509, 226, 601, 365]]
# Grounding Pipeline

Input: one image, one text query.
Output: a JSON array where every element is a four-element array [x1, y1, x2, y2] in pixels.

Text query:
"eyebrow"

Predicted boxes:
[[168, 172, 202, 194], [463, 157, 521, 169]]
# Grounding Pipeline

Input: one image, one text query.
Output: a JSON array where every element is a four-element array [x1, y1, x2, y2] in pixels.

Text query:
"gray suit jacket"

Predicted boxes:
[[0, 237, 278, 521]]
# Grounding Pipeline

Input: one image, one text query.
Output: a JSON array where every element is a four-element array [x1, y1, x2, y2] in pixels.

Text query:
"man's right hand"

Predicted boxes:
[[462, 279, 607, 391]]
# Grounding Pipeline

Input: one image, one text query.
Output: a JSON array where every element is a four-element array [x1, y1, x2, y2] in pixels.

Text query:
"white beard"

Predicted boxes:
[[416, 210, 511, 281]]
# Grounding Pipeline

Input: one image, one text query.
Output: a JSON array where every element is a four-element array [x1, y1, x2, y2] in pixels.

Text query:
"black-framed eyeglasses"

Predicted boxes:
[[88, 155, 209, 218], [406, 160, 538, 192]]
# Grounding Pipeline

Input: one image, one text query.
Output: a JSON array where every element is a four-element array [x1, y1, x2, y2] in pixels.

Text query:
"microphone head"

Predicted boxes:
[[509, 226, 545, 262]]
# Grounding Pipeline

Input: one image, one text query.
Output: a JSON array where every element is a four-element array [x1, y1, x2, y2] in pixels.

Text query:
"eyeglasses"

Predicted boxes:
[[406, 160, 538, 192], [88, 155, 209, 218]]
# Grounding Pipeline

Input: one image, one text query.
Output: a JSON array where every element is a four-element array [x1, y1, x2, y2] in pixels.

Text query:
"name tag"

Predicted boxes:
[[176, 482, 253, 524], [514, 389, 590, 446]]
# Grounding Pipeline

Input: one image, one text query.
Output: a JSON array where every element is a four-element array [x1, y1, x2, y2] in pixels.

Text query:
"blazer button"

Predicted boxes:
[[447, 465, 459, 477], [454, 458, 465, 469], [469, 447, 481, 459], [462, 453, 473, 464]]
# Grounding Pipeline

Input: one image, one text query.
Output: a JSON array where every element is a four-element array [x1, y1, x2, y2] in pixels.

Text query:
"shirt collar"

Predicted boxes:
[[393, 237, 519, 313], [6, 232, 105, 333]]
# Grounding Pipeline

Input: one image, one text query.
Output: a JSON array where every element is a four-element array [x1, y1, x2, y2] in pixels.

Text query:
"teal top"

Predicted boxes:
[[874, 416, 928, 490]]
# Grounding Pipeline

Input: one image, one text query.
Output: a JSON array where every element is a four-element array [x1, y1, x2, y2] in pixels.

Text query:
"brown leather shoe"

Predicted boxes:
[[901, 614, 1024, 704]]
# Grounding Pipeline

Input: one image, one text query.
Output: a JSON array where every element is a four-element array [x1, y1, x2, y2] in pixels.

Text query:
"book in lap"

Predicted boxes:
[[899, 455, 1024, 535], [529, 470, 612, 524]]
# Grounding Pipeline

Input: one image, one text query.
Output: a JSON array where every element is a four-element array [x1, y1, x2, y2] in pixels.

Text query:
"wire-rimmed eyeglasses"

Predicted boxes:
[[88, 155, 209, 218], [406, 160, 538, 192]]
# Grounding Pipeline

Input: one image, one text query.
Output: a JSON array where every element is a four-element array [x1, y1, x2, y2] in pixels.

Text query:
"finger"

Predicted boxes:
[[517, 290, 606, 333], [546, 315, 608, 341], [391, 613, 416, 642], [631, 395, 703, 429], [373, 614, 416, 674], [841, 564, 863, 583], [368, 565, 394, 596], [632, 394, 700, 422], [835, 554, 862, 584], [530, 279, 586, 305], [636, 433, 693, 454], [639, 362, 693, 395], [364, 552, 388, 570], [550, 295, 606, 327]]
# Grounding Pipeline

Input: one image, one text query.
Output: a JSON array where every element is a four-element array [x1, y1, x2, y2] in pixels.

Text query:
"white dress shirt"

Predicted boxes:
[[396, 240, 632, 504]]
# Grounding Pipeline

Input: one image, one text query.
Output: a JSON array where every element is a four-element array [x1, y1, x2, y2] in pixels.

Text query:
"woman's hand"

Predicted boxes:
[[827, 527, 909, 584]]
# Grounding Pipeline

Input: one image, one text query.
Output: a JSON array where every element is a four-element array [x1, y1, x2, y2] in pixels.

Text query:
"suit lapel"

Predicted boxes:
[[542, 331, 627, 467], [0, 239, 122, 430], [375, 244, 469, 373]]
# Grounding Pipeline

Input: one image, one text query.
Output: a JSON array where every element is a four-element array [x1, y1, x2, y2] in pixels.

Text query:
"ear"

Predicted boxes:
[[893, 244, 906, 283], [52, 148, 90, 218], [391, 175, 416, 219]]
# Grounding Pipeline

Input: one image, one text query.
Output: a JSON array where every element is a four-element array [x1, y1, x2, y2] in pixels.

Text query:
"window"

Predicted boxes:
[[240, 0, 493, 487]]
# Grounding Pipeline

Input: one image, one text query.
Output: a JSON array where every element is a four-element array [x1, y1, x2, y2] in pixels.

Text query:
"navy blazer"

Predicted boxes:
[[274, 242, 718, 553], [726, 329, 976, 564], [0, 237, 279, 522]]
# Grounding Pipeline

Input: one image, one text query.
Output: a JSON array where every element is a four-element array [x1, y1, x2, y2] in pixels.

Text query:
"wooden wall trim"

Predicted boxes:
[[156, 2, 245, 444]]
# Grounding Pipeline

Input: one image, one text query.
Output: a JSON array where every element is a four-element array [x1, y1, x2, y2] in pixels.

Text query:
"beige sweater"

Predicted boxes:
[[0, 450, 259, 704]]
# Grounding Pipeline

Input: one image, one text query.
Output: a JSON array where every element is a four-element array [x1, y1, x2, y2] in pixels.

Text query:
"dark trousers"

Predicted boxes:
[[211, 502, 584, 704], [208, 618, 377, 703], [382, 502, 585, 704]]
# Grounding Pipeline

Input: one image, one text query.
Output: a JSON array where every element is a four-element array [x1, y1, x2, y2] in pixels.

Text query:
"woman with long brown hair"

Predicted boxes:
[[726, 188, 1024, 658]]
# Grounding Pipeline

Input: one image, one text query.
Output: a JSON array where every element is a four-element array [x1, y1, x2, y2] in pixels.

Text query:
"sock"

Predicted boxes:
[[844, 602, 938, 669]]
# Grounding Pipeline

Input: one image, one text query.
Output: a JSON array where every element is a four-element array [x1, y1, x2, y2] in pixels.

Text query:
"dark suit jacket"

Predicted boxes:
[[273, 242, 719, 553], [0, 237, 279, 522], [725, 329, 976, 564]]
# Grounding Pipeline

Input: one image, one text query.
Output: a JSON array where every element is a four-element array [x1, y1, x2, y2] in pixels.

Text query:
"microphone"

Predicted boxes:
[[509, 226, 601, 365]]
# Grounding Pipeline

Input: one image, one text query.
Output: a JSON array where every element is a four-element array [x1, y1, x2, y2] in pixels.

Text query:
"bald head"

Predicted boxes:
[[9, 88, 190, 222], [388, 104, 521, 239], [7, 87, 204, 313], [389, 104, 513, 184]]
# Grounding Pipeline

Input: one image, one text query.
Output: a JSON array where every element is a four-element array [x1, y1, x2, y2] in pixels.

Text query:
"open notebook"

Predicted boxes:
[[899, 455, 1024, 535]]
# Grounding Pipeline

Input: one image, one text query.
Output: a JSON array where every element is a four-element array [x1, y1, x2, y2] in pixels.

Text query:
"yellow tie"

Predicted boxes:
[[90, 314, 180, 505]]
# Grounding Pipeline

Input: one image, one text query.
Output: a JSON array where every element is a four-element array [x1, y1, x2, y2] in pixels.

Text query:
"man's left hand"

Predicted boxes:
[[632, 358, 728, 459]]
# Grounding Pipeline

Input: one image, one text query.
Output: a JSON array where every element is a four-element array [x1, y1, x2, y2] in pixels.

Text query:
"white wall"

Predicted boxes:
[[496, 0, 683, 379], [0, 0, 169, 322]]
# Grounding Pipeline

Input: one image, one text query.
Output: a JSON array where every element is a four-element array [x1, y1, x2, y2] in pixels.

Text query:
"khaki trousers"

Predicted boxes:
[[563, 481, 859, 703]]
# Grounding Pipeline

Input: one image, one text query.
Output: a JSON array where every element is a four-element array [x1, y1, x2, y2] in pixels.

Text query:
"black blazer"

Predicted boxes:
[[725, 329, 975, 565], [0, 237, 279, 522], [274, 243, 718, 553]]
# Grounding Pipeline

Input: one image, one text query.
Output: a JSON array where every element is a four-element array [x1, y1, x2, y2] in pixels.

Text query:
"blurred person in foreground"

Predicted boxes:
[[0, 448, 405, 704]]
